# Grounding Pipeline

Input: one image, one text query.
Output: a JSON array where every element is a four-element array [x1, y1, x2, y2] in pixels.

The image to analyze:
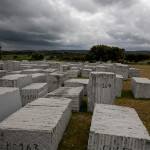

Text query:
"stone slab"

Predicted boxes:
[[88, 104, 150, 150], [0, 97, 72, 150]]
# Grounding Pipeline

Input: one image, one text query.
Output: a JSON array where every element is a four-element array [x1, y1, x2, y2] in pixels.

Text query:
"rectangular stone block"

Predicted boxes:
[[115, 74, 123, 97], [47, 72, 69, 92], [0, 87, 22, 122], [88, 104, 150, 150], [46, 87, 84, 112], [68, 70, 80, 78], [64, 78, 89, 95], [96, 65, 108, 72], [114, 63, 129, 80], [129, 68, 140, 77], [81, 69, 92, 78], [22, 69, 42, 74], [0, 97, 72, 150], [3, 60, 21, 71], [62, 65, 70, 72], [88, 72, 115, 112], [31, 73, 47, 83], [0, 70, 7, 78], [20, 83, 48, 106], [0, 74, 32, 88], [42, 68, 57, 74], [131, 77, 150, 99]]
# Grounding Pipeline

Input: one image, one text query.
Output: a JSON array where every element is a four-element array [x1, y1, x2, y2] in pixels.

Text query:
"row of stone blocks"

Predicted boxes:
[[0, 97, 72, 150], [88, 104, 150, 150]]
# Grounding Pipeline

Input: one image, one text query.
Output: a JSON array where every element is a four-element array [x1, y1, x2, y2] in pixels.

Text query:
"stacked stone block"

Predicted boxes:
[[0, 74, 32, 88], [129, 68, 140, 77], [31, 73, 47, 83], [81, 69, 92, 78], [115, 74, 123, 97], [20, 83, 48, 106]]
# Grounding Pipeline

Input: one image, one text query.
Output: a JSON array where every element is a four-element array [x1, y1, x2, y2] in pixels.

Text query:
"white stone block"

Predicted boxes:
[[22, 69, 42, 74], [88, 72, 115, 112], [20, 83, 48, 106], [0, 70, 7, 78], [68, 70, 80, 78], [0, 74, 32, 88], [62, 65, 70, 72], [81, 69, 92, 78], [7, 71, 22, 75], [129, 68, 140, 77], [131, 77, 150, 99], [0, 97, 72, 150], [96, 65, 108, 72], [3, 60, 21, 71], [85, 65, 96, 71], [41, 68, 57, 74], [88, 104, 150, 150], [0, 87, 22, 122], [115, 74, 123, 97], [114, 63, 129, 80], [47, 72, 69, 92], [64, 78, 89, 95], [46, 87, 84, 112], [31, 73, 47, 83]]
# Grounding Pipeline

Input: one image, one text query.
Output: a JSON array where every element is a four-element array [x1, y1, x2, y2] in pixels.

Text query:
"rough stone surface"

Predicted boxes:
[[129, 68, 140, 78], [31, 73, 47, 83], [64, 78, 89, 95], [3, 61, 21, 71], [41, 68, 57, 74], [81, 69, 92, 78], [0, 87, 22, 122], [96, 65, 108, 72], [47, 72, 69, 92], [114, 63, 129, 80], [0, 70, 7, 78], [0, 97, 72, 150], [46, 87, 84, 112], [22, 69, 42, 74], [88, 72, 115, 112], [20, 83, 48, 106], [131, 77, 150, 99], [0, 74, 32, 88], [115, 74, 123, 97], [68, 70, 80, 78], [88, 104, 150, 150]]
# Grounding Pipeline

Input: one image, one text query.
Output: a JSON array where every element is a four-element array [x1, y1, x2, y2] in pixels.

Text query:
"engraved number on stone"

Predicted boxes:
[[34, 144, 39, 150], [27, 145, 31, 150], [19, 143, 23, 150]]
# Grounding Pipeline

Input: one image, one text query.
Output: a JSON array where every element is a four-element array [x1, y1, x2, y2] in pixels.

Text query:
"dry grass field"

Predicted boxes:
[[58, 65, 150, 150]]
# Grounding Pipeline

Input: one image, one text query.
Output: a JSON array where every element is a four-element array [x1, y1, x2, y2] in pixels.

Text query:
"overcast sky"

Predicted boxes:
[[0, 0, 150, 51]]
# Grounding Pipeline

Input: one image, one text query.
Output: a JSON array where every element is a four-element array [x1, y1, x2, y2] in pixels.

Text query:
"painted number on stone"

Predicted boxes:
[[102, 83, 111, 88], [6, 142, 39, 150]]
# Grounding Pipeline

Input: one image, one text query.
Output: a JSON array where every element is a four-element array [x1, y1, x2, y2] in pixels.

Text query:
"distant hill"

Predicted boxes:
[[125, 51, 150, 54]]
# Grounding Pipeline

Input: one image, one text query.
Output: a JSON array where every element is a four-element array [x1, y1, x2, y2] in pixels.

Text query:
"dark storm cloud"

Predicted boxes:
[[0, 0, 150, 50]]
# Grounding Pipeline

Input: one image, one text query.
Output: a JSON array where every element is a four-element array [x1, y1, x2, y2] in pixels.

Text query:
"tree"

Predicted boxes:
[[85, 45, 125, 62], [31, 52, 44, 60], [0, 46, 2, 60]]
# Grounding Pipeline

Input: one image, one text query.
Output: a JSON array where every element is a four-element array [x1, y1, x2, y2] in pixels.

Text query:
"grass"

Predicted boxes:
[[58, 64, 150, 150]]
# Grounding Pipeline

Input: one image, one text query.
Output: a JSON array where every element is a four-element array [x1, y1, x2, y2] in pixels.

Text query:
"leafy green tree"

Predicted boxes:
[[85, 45, 125, 62], [31, 52, 44, 60]]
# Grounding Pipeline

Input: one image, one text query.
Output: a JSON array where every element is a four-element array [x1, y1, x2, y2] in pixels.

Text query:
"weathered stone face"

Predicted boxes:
[[88, 104, 150, 150], [0, 87, 22, 122], [46, 86, 84, 112], [129, 68, 140, 78], [88, 72, 115, 112], [0, 97, 72, 150], [64, 78, 89, 96], [115, 74, 123, 98], [81, 69, 92, 78], [131, 77, 150, 99]]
